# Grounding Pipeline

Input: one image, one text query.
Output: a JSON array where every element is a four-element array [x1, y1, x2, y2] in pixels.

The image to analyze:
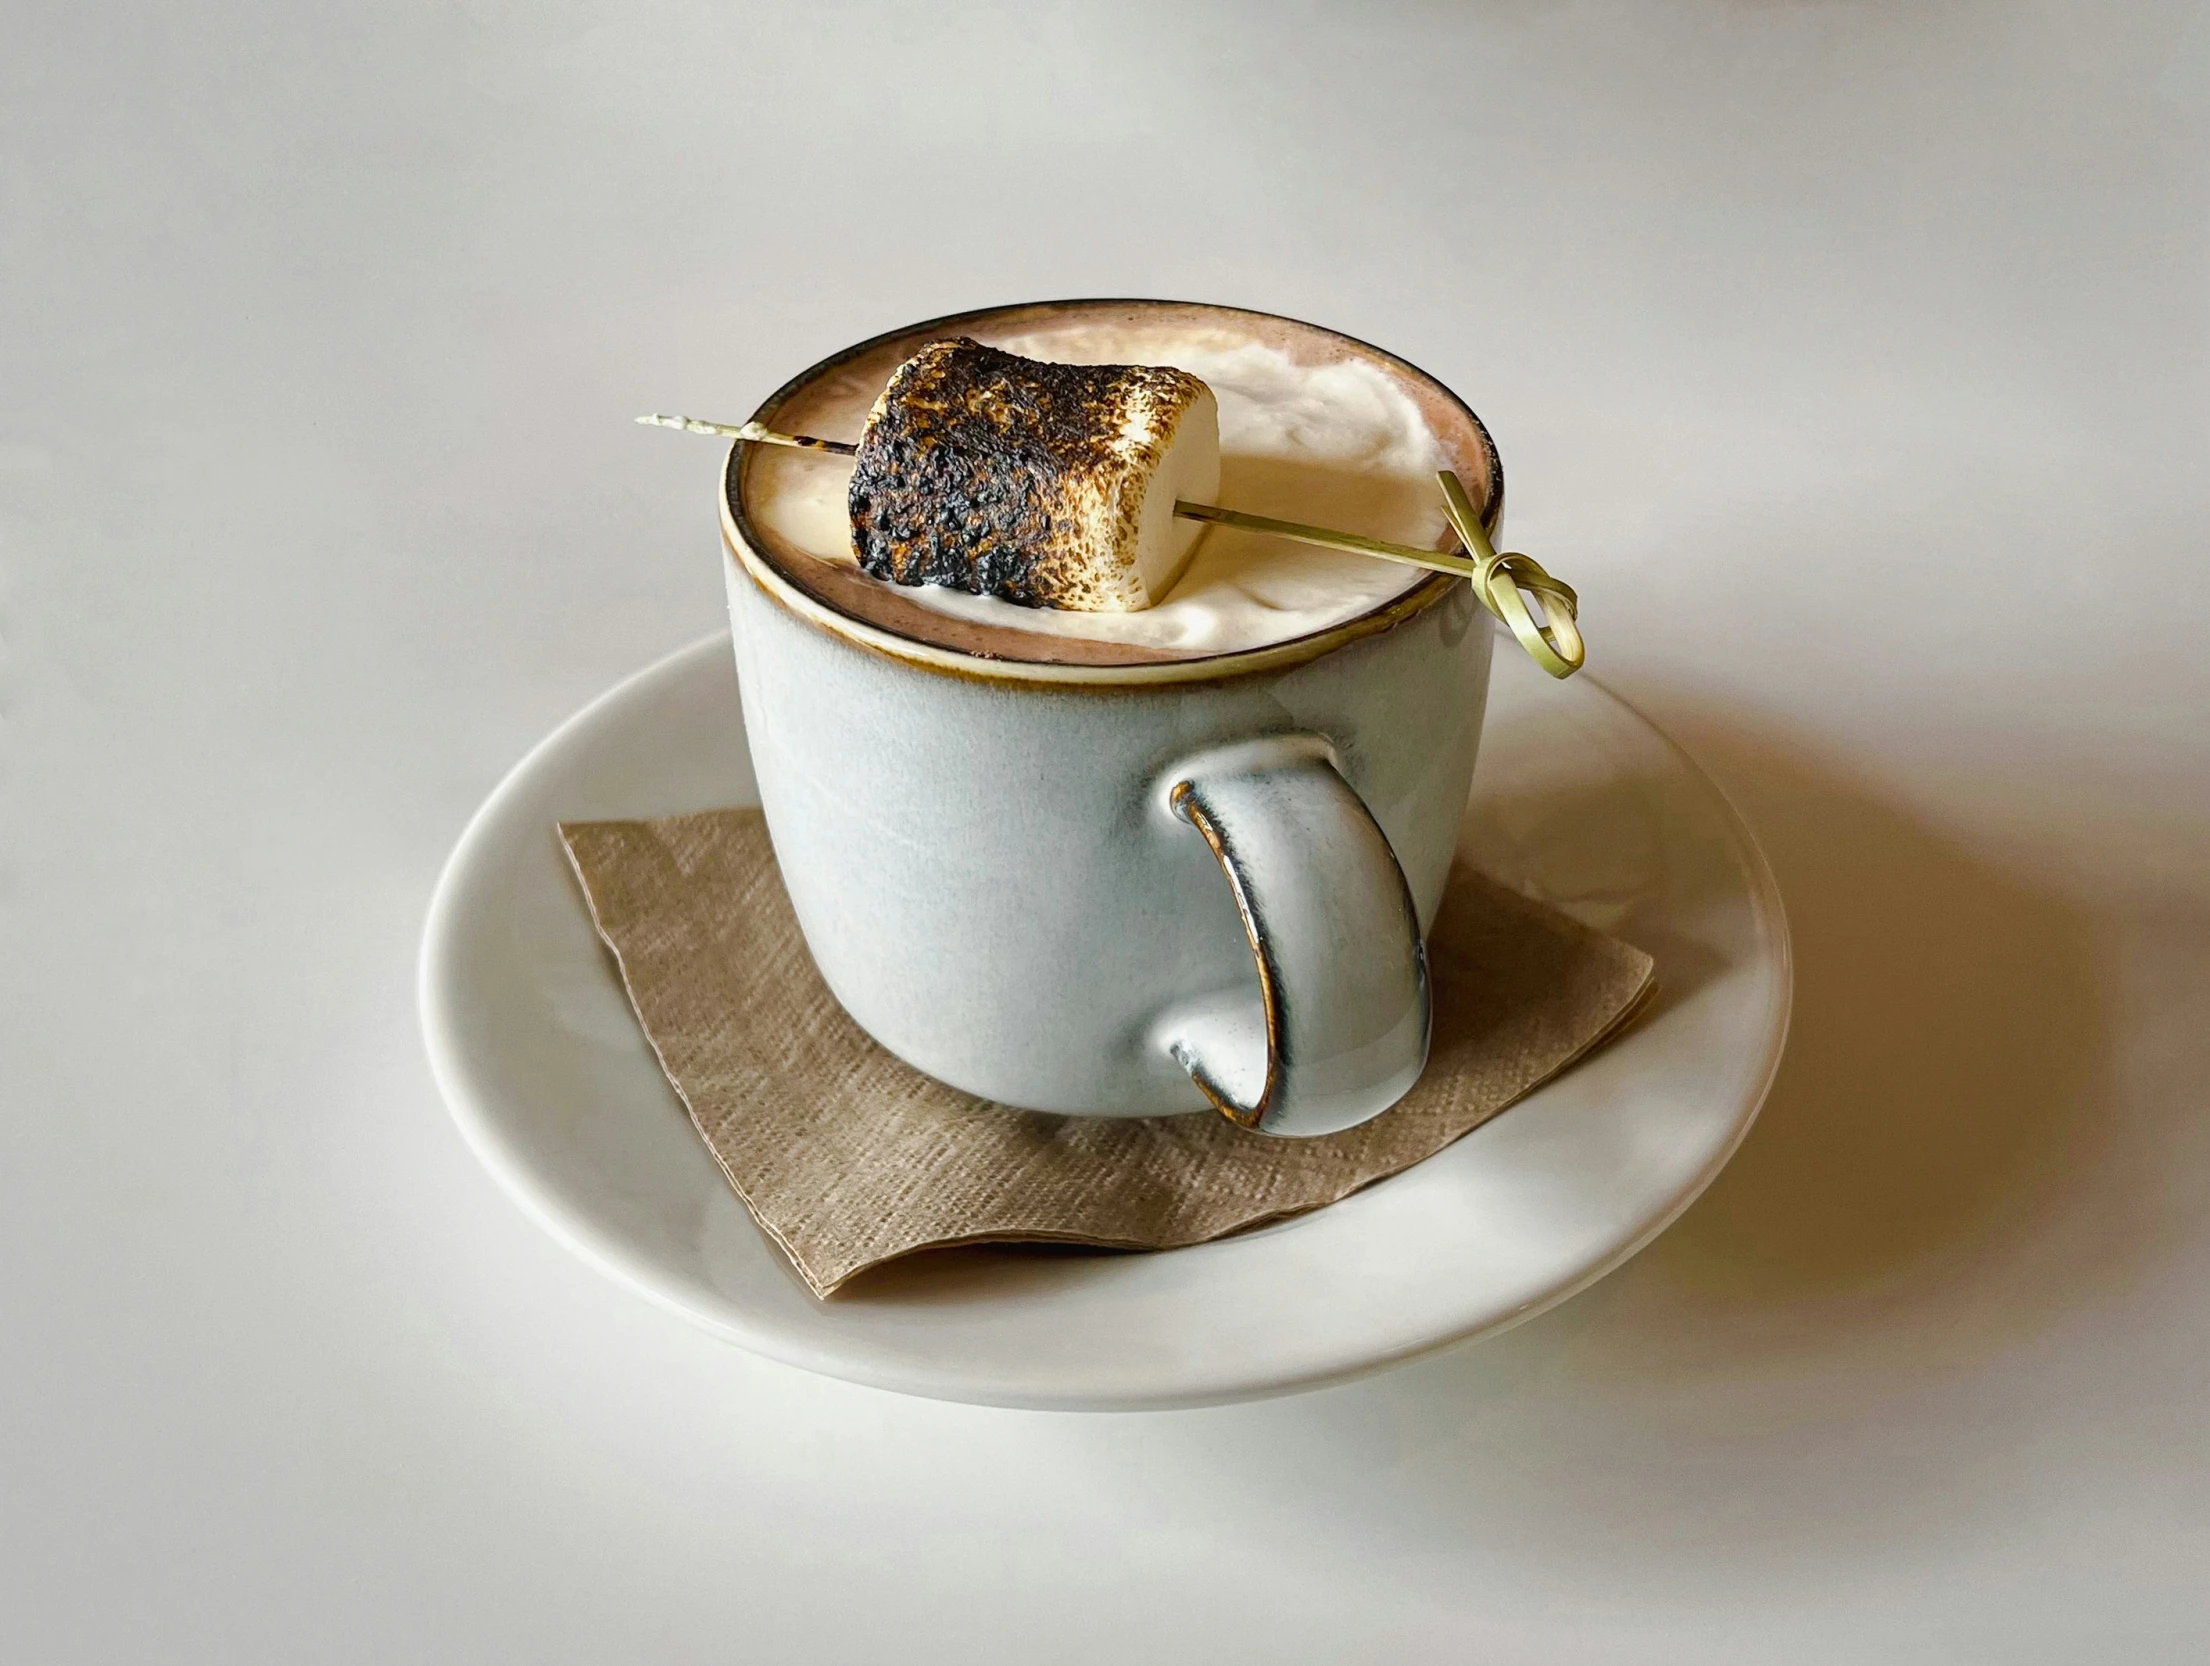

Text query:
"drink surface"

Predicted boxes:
[[743, 316, 1453, 659]]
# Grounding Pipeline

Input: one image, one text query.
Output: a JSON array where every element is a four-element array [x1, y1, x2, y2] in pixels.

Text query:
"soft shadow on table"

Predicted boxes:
[[1599, 701, 2116, 1317], [1068, 700, 2168, 1571]]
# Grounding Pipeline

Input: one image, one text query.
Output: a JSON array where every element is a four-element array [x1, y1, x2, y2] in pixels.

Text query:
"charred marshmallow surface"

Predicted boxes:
[[848, 340, 1221, 612]]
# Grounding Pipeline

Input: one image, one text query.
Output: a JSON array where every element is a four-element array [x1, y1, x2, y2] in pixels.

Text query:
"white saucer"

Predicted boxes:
[[420, 632, 1789, 1410]]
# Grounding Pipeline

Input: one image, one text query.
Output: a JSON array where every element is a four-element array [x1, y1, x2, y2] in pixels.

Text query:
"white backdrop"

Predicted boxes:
[[6, 3, 2207, 1660]]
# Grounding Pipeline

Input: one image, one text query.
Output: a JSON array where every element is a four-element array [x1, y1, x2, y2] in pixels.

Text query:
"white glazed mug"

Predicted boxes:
[[720, 300, 1500, 1136]]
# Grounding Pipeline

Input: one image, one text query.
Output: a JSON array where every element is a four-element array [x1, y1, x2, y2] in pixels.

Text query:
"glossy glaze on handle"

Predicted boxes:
[[1160, 737, 1432, 1137]]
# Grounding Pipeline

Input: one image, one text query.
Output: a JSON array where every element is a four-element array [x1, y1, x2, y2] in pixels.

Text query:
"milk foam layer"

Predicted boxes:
[[748, 322, 1449, 655]]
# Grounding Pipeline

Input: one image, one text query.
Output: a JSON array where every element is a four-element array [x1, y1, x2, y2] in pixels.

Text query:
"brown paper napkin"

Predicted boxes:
[[560, 809, 1655, 1297]]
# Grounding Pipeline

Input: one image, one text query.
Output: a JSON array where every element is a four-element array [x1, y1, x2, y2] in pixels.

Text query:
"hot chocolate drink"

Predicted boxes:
[[728, 301, 1500, 668]]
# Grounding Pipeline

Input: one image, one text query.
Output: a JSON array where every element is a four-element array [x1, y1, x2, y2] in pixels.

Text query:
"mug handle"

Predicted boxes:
[[1160, 737, 1431, 1137]]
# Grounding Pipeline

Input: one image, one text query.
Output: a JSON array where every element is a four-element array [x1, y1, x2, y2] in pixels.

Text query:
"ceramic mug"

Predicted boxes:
[[719, 300, 1501, 1136]]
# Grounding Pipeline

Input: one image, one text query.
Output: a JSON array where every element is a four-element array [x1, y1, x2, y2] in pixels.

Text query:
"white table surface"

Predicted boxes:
[[7, 3, 2207, 1659]]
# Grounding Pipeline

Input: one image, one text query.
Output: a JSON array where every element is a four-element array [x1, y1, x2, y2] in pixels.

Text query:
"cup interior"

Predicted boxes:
[[722, 298, 1505, 673]]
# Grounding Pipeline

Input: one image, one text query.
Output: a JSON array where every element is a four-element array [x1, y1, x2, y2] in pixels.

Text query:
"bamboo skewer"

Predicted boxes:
[[1436, 470, 1584, 680], [1168, 500, 1481, 581], [638, 414, 856, 455], [639, 413, 1584, 676]]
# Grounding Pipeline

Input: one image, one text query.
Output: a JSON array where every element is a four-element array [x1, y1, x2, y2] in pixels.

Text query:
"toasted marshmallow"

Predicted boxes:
[[848, 339, 1221, 612]]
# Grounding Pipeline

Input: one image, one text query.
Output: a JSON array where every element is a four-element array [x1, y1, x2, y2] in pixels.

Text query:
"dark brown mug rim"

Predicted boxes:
[[719, 297, 1504, 687]]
